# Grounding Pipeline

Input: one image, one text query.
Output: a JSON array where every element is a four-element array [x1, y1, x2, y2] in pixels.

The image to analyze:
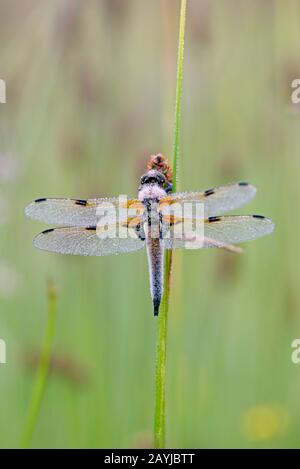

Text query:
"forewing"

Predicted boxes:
[[160, 182, 257, 217], [25, 197, 144, 227], [33, 223, 145, 256], [163, 215, 274, 249]]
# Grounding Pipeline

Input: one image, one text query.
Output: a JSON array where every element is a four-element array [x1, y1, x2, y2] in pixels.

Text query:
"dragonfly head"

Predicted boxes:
[[140, 169, 166, 187]]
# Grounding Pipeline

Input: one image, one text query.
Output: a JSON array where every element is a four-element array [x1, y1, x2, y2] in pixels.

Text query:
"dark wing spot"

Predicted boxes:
[[42, 228, 54, 234], [252, 214, 265, 219], [238, 182, 249, 186], [85, 226, 97, 231], [74, 199, 87, 206], [35, 198, 47, 203], [204, 188, 215, 197], [208, 216, 221, 223]]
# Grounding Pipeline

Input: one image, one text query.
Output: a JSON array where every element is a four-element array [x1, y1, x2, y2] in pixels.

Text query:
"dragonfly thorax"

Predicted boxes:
[[138, 184, 167, 202], [138, 169, 167, 202]]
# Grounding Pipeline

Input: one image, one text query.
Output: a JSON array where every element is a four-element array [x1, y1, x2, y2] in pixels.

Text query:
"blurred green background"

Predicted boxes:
[[0, 0, 300, 449]]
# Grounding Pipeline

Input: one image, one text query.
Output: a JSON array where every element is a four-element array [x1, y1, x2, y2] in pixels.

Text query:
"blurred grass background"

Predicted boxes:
[[0, 0, 300, 448]]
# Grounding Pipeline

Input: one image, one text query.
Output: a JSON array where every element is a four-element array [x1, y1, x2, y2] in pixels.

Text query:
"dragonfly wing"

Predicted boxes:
[[160, 182, 257, 217], [25, 197, 144, 227], [33, 223, 145, 256], [163, 215, 274, 249]]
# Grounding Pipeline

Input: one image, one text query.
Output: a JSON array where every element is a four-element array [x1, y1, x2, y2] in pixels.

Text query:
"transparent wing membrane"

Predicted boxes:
[[160, 182, 257, 218], [163, 215, 274, 249], [25, 197, 144, 227], [33, 224, 145, 256], [26, 182, 274, 257]]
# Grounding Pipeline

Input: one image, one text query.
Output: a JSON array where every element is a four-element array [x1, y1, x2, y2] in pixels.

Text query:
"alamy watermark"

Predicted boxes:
[[291, 79, 300, 104], [291, 339, 300, 364], [0, 339, 6, 364], [95, 196, 205, 248], [0, 78, 6, 103]]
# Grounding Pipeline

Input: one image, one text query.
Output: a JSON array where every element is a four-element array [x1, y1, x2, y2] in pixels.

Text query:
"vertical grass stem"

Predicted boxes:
[[20, 280, 57, 448], [154, 0, 187, 449]]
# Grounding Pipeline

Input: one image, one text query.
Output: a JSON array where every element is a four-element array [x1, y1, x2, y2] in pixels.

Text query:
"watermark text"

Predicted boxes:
[[0, 78, 6, 103], [291, 79, 300, 104], [0, 339, 6, 364], [291, 339, 300, 364]]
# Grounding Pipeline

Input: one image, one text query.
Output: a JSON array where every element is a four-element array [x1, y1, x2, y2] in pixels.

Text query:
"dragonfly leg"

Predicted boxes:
[[135, 223, 146, 241]]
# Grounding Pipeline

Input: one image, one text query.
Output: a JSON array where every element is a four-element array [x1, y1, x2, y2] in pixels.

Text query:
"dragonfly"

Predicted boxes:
[[25, 154, 274, 316]]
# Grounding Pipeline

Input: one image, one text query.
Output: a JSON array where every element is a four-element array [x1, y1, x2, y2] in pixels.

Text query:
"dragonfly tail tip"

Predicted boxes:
[[153, 298, 160, 316]]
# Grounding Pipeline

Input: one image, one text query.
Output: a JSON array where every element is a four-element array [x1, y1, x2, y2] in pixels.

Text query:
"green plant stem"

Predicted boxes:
[[172, 0, 186, 194], [154, 0, 187, 449], [20, 280, 57, 448]]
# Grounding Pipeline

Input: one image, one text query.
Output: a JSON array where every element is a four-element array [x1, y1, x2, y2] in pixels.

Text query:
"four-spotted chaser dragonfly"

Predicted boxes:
[[25, 154, 274, 316]]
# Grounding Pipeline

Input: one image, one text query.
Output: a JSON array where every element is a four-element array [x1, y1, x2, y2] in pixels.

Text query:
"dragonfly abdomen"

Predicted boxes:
[[145, 229, 164, 316]]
